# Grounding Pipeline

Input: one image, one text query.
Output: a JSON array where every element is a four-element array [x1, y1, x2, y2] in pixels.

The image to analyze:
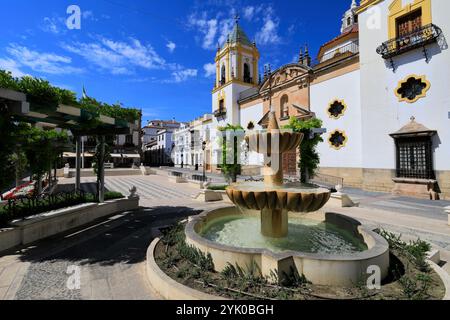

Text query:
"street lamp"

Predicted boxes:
[[202, 141, 207, 181]]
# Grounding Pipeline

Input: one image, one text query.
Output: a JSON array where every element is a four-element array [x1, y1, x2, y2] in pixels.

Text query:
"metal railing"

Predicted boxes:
[[0, 190, 87, 226], [313, 40, 359, 66], [214, 109, 227, 118], [310, 173, 344, 189], [376, 24, 442, 59], [191, 174, 208, 182], [169, 171, 184, 178]]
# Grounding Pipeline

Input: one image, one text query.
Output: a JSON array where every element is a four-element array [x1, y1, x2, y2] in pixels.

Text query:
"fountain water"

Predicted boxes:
[[226, 112, 331, 238]]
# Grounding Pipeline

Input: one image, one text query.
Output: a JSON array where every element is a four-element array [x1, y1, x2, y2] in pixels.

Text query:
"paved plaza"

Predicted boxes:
[[1, 174, 449, 300]]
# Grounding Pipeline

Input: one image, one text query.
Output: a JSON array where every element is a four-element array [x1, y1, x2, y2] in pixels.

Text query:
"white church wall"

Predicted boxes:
[[359, 0, 450, 171], [311, 69, 363, 169], [240, 103, 265, 166]]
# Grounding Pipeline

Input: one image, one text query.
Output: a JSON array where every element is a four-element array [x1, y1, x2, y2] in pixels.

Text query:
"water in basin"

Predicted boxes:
[[200, 215, 368, 254]]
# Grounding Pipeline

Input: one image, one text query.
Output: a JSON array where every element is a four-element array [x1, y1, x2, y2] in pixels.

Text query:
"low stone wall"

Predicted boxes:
[[145, 238, 227, 300], [186, 207, 390, 287], [67, 169, 142, 178], [0, 198, 139, 252]]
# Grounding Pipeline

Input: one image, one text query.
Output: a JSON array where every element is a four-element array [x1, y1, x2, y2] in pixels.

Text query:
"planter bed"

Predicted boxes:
[[0, 197, 139, 253], [149, 223, 447, 300]]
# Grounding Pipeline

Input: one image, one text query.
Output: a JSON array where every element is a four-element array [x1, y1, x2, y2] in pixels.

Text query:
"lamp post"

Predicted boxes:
[[202, 141, 207, 182]]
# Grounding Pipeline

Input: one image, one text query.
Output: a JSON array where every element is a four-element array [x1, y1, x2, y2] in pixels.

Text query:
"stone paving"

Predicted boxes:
[[0, 174, 449, 300]]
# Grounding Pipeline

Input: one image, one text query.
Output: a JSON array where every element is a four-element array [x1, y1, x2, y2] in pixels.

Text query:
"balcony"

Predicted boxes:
[[315, 40, 359, 66], [376, 24, 442, 60], [214, 108, 227, 118], [243, 76, 253, 84]]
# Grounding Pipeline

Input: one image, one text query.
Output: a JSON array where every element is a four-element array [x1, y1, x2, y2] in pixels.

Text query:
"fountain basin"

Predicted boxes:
[[186, 206, 390, 286]]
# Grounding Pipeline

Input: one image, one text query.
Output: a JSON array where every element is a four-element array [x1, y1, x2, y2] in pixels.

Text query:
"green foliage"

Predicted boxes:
[[177, 242, 214, 272], [218, 124, 244, 183], [1, 69, 140, 124], [377, 229, 431, 272], [207, 185, 228, 191], [399, 273, 433, 300], [0, 191, 87, 226], [0, 70, 20, 91], [18, 76, 60, 111], [283, 117, 323, 182], [11, 151, 28, 186], [0, 105, 16, 193], [104, 191, 125, 200], [21, 126, 69, 184]]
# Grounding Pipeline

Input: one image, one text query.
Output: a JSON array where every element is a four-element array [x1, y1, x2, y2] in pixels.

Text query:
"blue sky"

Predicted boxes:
[[0, 0, 353, 124]]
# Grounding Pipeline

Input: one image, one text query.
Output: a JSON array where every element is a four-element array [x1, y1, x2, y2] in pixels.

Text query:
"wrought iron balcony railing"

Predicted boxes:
[[214, 109, 227, 118], [314, 40, 359, 66], [376, 24, 442, 60]]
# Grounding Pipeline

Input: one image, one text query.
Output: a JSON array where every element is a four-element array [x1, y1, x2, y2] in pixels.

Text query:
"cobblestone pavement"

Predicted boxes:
[[57, 175, 198, 201], [1, 174, 449, 300], [0, 175, 225, 300]]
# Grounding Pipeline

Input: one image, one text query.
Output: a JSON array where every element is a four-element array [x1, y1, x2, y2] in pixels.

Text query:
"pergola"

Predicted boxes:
[[0, 87, 139, 202]]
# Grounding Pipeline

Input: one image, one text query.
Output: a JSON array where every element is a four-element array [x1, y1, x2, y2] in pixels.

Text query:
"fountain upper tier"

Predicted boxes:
[[226, 182, 330, 213]]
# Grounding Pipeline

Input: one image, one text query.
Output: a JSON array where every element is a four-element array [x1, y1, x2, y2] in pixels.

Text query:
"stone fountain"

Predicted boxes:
[[226, 111, 331, 238], [183, 111, 390, 286]]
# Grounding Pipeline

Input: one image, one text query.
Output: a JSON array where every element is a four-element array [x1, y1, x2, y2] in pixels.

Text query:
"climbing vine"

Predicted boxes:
[[284, 117, 323, 183]]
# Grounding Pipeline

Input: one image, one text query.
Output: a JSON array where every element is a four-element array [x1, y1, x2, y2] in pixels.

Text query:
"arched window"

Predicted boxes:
[[280, 95, 289, 119], [347, 17, 352, 26], [243, 63, 251, 83], [221, 65, 226, 85]]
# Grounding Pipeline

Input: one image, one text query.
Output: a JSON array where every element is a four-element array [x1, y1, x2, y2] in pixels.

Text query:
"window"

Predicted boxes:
[[328, 130, 348, 150], [243, 63, 251, 83], [327, 100, 347, 119], [280, 95, 289, 119], [395, 75, 430, 103], [219, 99, 225, 112], [221, 65, 226, 85], [125, 135, 133, 144], [347, 17, 352, 27], [397, 9, 422, 38], [395, 137, 434, 179]]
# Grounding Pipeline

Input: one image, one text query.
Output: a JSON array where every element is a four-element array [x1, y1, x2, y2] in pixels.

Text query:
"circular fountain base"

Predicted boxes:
[[186, 206, 390, 287]]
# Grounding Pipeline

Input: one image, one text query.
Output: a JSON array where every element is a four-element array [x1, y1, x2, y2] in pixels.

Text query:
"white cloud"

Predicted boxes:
[[0, 58, 26, 77], [203, 63, 216, 78], [255, 7, 281, 45], [82, 10, 94, 20], [5, 44, 83, 75], [187, 11, 235, 50], [42, 17, 65, 35], [170, 68, 198, 83], [188, 13, 218, 50], [62, 37, 166, 75], [217, 18, 234, 47], [243, 6, 255, 20], [166, 41, 176, 53]]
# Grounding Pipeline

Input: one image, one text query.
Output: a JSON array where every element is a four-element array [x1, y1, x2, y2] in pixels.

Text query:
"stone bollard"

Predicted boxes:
[[330, 185, 359, 208], [446, 206, 450, 226], [129, 186, 139, 199]]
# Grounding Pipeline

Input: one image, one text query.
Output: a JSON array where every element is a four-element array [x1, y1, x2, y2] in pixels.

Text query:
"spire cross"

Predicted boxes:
[[234, 14, 240, 24]]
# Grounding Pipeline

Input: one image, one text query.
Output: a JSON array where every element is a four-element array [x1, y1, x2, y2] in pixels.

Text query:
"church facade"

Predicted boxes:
[[190, 0, 450, 200]]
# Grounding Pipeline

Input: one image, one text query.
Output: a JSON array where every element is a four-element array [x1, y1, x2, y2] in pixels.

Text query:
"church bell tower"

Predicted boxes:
[[212, 15, 260, 126]]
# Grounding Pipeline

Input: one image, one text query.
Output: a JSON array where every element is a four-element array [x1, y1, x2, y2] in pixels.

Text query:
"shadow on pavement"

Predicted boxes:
[[13, 206, 202, 266]]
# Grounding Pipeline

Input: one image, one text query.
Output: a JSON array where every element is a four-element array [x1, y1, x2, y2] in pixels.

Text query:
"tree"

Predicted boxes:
[[218, 124, 244, 183], [0, 104, 16, 196], [284, 117, 323, 183]]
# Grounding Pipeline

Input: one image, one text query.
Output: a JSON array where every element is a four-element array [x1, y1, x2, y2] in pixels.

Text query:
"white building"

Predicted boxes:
[[172, 114, 213, 170], [142, 119, 180, 151], [176, 0, 450, 199]]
